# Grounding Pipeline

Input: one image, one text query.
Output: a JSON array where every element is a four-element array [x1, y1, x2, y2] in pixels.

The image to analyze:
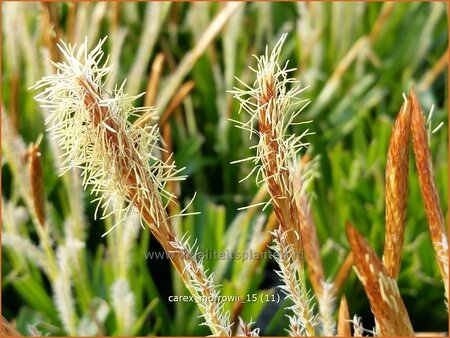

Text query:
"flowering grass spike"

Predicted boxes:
[[32, 38, 185, 238], [32, 38, 231, 336], [231, 34, 327, 336]]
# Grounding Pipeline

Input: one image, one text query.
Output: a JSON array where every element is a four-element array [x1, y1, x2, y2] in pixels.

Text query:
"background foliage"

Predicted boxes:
[[2, 2, 448, 335]]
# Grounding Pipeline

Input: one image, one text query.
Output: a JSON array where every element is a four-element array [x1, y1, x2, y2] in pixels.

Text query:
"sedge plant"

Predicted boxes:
[[2, 3, 447, 335]]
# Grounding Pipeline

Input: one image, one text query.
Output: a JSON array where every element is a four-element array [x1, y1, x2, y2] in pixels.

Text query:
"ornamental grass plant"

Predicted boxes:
[[2, 2, 448, 336]]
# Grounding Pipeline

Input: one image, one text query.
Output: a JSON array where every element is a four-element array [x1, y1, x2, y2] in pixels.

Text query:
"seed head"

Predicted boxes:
[[347, 222, 414, 336], [230, 33, 312, 213], [32, 38, 185, 236]]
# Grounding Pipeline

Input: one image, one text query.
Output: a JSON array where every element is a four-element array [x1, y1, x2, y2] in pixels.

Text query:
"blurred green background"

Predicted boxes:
[[2, 2, 448, 336]]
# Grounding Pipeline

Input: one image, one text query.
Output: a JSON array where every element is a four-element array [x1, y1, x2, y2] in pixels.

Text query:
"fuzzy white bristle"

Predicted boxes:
[[31, 38, 186, 234]]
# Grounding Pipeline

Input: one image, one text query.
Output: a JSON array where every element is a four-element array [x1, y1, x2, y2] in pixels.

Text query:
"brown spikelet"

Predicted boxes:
[[76, 76, 176, 248], [382, 94, 412, 279], [346, 222, 414, 336], [333, 252, 354, 294], [410, 90, 448, 300], [144, 53, 165, 107], [293, 168, 325, 297], [28, 141, 46, 228], [337, 296, 351, 337]]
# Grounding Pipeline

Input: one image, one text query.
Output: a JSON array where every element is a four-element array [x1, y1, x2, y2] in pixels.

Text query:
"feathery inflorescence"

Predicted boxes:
[[110, 278, 136, 335], [230, 33, 311, 244], [32, 38, 231, 336], [318, 281, 336, 336]]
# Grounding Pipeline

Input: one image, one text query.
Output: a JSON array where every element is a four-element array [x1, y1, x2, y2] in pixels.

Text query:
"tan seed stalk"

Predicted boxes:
[[347, 222, 414, 336], [382, 94, 412, 279], [410, 90, 448, 302], [336, 296, 351, 337], [272, 227, 317, 336], [231, 34, 317, 335], [292, 157, 325, 297]]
